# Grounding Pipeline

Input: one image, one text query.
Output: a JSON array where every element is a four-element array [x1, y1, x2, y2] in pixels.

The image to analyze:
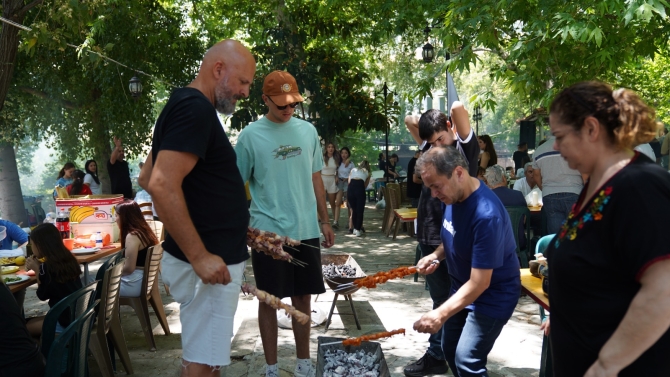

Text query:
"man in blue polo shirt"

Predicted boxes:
[[413, 146, 520, 377]]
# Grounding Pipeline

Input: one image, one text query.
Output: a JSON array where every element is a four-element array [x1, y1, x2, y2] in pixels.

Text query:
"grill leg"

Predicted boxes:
[[347, 294, 361, 330], [325, 293, 339, 331]]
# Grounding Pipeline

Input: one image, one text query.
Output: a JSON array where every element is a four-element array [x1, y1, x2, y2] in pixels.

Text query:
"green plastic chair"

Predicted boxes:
[[94, 251, 124, 284], [505, 206, 532, 268], [41, 281, 98, 360], [44, 303, 99, 377]]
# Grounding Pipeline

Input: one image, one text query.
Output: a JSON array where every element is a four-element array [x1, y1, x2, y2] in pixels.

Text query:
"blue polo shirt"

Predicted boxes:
[[0, 220, 28, 250], [440, 183, 521, 319]]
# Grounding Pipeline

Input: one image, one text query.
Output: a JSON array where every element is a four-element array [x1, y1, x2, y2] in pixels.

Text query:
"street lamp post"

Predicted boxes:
[[473, 105, 482, 136], [422, 25, 450, 115], [377, 82, 396, 164]]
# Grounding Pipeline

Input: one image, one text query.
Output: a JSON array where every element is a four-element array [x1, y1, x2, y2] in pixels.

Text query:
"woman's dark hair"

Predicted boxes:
[[31, 224, 81, 284], [339, 147, 351, 166], [478, 135, 498, 166], [116, 200, 159, 250], [550, 81, 659, 149], [378, 152, 384, 160], [57, 162, 76, 179], [69, 170, 87, 195], [84, 159, 100, 185], [323, 142, 341, 166]]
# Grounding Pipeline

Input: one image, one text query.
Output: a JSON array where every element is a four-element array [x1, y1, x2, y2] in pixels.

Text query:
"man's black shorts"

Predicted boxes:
[[251, 237, 326, 298]]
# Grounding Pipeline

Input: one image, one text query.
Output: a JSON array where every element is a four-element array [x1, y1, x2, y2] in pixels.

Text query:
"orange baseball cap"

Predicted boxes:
[[262, 70, 304, 106]]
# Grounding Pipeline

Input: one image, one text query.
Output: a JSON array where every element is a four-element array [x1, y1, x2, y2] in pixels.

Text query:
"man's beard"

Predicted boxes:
[[214, 78, 241, 115]]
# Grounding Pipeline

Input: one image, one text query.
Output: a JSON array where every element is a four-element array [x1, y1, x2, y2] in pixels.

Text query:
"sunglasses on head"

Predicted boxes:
[[267, 96, 299, 110]]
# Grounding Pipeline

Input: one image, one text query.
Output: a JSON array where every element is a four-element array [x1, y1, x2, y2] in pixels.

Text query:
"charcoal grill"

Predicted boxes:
[[316, 336, 390, 377], [321, 253, 367, 331]]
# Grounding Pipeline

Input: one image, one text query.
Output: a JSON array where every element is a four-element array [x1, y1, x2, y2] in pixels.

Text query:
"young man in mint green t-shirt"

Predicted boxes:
[[235, 70, 334, 377]]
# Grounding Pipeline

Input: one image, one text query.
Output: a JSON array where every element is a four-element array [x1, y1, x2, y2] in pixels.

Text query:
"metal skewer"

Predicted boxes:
[[331, 261, 439, 292]]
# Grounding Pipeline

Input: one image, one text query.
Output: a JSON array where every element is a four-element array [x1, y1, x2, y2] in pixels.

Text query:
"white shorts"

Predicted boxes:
[[119, 269, 144, 297], [161, 251, 245, 367], [322, 175, 339, 194]]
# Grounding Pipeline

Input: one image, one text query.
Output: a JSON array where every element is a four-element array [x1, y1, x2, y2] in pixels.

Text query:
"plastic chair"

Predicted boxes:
[[90, 261, 133, 376], [146, 220, 165, 242], [505, 206, 532, 268], [119, 243, 171, 351], [44, 303, 99, 377], [145, 220, 169, 295], [138, 202, 153, 219], [41, 281, 98, 360], [95, 252, 125, 283], [384, 186, 400, 237]]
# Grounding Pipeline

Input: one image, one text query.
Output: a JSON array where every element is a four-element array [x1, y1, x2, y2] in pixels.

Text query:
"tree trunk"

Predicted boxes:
[[0, 142, 27, 224], [0, 0, 45, 224], [89, 101, 112, 194]]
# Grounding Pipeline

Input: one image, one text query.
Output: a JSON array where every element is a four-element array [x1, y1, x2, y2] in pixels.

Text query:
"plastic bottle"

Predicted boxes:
[[55, 208, 70, 239], [94, 232, 103, 248]]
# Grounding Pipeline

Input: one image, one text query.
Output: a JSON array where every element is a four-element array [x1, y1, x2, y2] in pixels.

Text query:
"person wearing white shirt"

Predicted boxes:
[[347, 161, 371, 237], [513, 162, 540, 197]]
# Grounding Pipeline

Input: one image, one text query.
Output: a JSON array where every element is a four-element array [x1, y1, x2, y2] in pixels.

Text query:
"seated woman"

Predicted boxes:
[[116, 200, 159, 297], [66, 169, 93, 196], [24, 223, 83, 338]]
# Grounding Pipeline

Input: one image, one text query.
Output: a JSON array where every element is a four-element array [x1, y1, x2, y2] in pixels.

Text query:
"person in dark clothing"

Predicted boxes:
[[485, 165, 528, 251], [23, 224, 83, 338], [403, 102, 480, 376], [512, 142, 531, 172], [108, 137, 134, 199], [406, 150, 422, 207], [0, 282, 45, 377], [543, 81, 670, 377]]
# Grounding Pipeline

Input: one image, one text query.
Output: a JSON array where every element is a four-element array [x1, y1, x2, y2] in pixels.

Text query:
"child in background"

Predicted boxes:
[[66, 170, 93, 196]]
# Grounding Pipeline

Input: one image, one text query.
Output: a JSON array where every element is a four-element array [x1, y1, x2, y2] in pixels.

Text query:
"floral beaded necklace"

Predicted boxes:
[[554, 186, 613, 249]]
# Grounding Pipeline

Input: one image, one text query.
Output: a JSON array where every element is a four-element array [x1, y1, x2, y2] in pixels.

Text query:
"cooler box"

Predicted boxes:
[[71, 222, 120, 243], [55, 195, 124, 224]]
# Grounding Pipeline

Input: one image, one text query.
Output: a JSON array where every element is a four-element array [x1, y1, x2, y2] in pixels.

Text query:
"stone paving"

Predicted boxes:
[[22, 201, 544, 376]]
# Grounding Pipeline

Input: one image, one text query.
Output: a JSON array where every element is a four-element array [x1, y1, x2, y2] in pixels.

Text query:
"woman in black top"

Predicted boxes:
[[24, 224, 83, 338], [116, 200, 159, 297], [543, 81, 670, 376]]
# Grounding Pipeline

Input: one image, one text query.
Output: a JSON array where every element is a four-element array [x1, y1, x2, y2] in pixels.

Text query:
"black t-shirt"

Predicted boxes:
[[512, 150, 530, 171], [107, 159, 133, 199], [417, 130, 480, 245], [36, 263, 83, 327], [548, 153, 670, 376], [650, 140, 662, 159], [0, 283, 44, 377], [151, 87, 250, 265], [406, 157, 421, 199]]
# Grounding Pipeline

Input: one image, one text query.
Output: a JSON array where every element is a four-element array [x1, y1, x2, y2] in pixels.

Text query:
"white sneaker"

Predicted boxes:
[[266, 364, 279, 377], [294, 362, 316, 377], [354, 229, 362, 237]]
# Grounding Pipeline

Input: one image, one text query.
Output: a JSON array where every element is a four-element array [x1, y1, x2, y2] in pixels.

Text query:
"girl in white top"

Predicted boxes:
[[347, 160, 371, 236], [321, 142, 341, 228], [336, 147, 354, 232], [83, 159, 102, 194]]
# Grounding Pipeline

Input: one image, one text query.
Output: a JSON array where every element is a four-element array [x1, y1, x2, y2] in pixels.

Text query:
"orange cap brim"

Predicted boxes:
[[268, 93, 304, 106]]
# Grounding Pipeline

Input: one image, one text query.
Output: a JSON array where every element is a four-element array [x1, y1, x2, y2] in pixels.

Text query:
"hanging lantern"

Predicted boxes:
[[422, 42, 435, 63], [128, 75, 143, 98]]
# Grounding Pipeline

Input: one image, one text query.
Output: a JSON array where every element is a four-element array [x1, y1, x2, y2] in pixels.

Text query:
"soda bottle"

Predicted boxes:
[[55, 208, 70, 239]]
